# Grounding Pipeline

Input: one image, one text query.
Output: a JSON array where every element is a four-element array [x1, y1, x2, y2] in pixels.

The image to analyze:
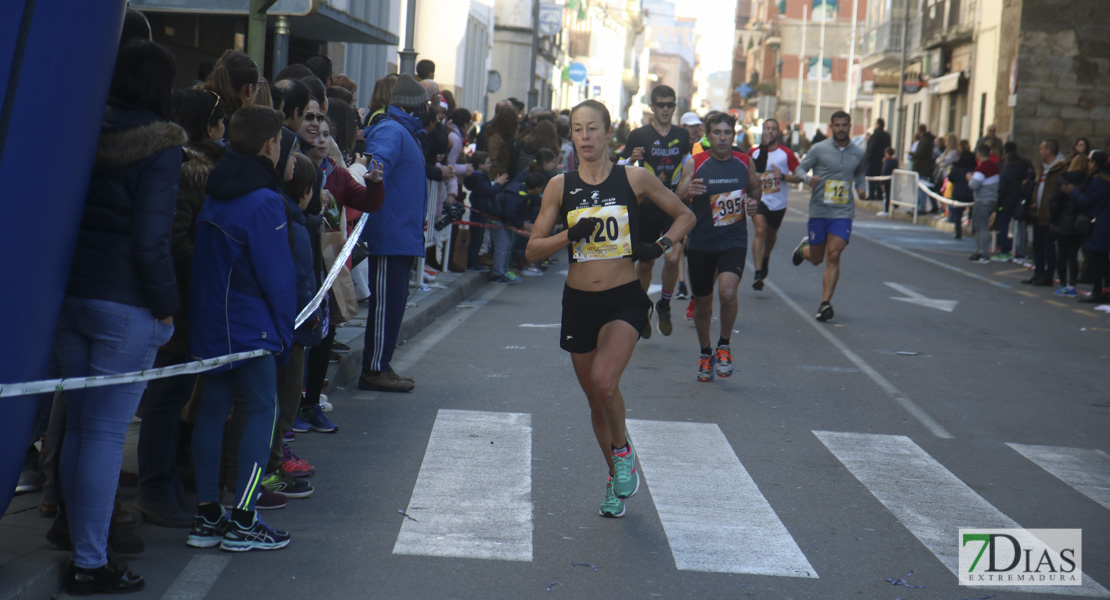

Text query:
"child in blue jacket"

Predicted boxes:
[[463, 151, 508, 272], [187, 105, 296, 552]]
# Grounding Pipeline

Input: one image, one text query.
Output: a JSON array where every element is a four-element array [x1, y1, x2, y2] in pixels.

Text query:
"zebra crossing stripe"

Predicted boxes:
[[627, 419, 817, 577], [393, 409, 533, 562], [815, 431, 1110, 597], [1007, 443, 1110, 512]]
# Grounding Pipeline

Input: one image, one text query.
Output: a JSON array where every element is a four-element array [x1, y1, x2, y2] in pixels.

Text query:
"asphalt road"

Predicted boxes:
[[88, 191, 1110, 600]]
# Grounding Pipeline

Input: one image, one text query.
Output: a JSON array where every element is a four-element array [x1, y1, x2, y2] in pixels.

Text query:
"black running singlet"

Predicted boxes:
[[620, 125, 690, 191], [561, 165, 640, 263]]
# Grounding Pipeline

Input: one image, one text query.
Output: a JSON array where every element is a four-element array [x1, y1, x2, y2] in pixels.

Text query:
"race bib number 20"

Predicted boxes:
[[568, 205, 631, 261], [823, 179, 852, 205]]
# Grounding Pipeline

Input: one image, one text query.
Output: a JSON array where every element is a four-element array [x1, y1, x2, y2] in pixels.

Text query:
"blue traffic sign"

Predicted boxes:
[[737, 82, 753, 97], [567, 62, 588, 83]]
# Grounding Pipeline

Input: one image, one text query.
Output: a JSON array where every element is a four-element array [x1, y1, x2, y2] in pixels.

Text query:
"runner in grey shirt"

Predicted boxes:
[[789, 111, 868, 321]]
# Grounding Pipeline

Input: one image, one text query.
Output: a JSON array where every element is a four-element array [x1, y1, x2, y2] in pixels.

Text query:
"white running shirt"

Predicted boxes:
[[748, 145, 799, 211]]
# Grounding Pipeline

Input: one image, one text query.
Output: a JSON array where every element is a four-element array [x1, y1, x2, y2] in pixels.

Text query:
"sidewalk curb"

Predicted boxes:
[[0, 549, 62, 600]]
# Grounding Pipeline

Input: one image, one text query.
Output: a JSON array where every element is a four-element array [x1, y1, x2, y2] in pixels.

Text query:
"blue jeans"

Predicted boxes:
[[137, 350, 194, 505], [54, 297, 172, 568], [490, 226, 509, 278], [192, 355, 278, 511]]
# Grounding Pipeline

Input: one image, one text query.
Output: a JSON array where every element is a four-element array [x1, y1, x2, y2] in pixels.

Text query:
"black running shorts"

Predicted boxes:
[[686, 246, 747, 298], [560, 280, 652, 353], [756, 201, 787, 230]]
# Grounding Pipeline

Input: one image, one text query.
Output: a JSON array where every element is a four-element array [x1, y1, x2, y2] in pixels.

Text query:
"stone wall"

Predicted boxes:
[[1009, 0, 1110, 156]]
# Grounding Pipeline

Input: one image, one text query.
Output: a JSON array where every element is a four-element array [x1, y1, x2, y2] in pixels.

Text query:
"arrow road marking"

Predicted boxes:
[[884, 282, 958, 312]]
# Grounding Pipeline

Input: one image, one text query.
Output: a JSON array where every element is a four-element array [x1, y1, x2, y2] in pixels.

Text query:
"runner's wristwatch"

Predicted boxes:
[[656, 236, 673, 254]]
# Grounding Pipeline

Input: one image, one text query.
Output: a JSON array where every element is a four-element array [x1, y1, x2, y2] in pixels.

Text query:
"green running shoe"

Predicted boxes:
[[610, 439, 639, 498], [598, 478, 626, 518]]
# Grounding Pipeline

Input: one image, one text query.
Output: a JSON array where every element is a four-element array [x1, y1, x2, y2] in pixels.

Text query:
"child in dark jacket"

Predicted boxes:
[[947, 151, 977, 240], [463, 151, 508, 271], [263, 152, 325, 491], [881, 148, 898, 213], [188, 105, 296, 552]]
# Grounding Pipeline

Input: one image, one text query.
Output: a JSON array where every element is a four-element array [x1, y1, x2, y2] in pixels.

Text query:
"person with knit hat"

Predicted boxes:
[[357, 73, 429, 392]]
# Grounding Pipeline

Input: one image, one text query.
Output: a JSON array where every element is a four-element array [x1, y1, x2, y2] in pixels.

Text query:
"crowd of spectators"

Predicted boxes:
[[13, 10, 579, 595]]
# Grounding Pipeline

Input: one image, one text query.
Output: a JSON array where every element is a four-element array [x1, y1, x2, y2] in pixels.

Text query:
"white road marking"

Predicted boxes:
[[1007, 443, 1110, 511], [627, 419, 817, 578], [519, 323, 560, 328], [815, 431, 1110, 597], [161, 555, 230, 600], [766, 279, 953, 439], [393, 409, 533, 561], [884, 281, 958, 312]]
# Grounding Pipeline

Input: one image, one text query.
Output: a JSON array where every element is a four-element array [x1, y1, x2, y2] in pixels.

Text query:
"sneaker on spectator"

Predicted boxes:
[[318, 394, 333, 412], [255, 488, 287, 510], [329, 351, 342, 364], [281, 444, 315, 478], [299, 404, 338, 433], [186, 509, 230, 548], [282, 431, 295, 443], [332, 341, 350, 353], [521, 265, 543, 276], [505, 271, 522, 283], [358, 368, 415, 392], [220, 511, 290, 552], [989, 252, 1012, 262], [1054, 285, 1077, 297], [261, 470, 314, 498], [290, 415, 311, 434], [876, 210, 890, 216], [491, 275, 520, 285], [467, 265, 490, 272]]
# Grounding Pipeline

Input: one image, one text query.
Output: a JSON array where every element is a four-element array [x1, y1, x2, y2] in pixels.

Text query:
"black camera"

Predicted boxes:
[[434, 203, 466, 231]]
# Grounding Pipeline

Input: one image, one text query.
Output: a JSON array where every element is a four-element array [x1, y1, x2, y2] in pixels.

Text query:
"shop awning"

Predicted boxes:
[[131, 0, 399, 45], [929, 71, 963, 95]]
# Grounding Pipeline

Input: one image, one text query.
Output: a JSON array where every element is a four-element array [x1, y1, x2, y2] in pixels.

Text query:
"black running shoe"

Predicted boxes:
[[752, 270, 765, 291], [220, 512, 290, 552], [792, 236, 809, 266], [815, 301, 834, 322], [656, 299, 672, 336]]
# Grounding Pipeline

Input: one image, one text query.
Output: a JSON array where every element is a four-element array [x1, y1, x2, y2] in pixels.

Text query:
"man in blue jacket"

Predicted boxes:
[[358, 74, 429, 392], [187, 105, 296, 551]]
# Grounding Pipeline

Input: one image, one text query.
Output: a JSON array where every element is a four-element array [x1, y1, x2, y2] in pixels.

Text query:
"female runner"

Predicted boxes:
[[525, 100, 694, 517]]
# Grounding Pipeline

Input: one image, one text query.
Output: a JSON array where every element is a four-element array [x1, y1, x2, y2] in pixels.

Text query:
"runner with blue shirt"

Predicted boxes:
[[790, 111, 867, 322]]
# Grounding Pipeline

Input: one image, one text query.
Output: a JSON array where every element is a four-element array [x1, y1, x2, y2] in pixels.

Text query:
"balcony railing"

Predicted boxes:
[[864, 20, 904, 57]]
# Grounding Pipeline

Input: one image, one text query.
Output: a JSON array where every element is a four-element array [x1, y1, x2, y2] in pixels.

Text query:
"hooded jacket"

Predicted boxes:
[[162, 139, 225, 356], [1070, 172, 1110, 252], [66, 100, 186, 319], [360, 105, 428, 256], [189, 150, 296, 368], [968, 159, 1000, 206]]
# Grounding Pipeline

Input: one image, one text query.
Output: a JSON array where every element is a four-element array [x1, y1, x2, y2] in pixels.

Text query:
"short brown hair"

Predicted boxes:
[[284, 153, 318, 201], [228, 105, 284, 156]]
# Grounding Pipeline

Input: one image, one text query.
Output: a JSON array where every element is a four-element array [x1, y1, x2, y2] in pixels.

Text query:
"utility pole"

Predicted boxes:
[[527, 0, 540, 109], [845, 0, 859, 113], [795, 4, 807, 128], [813, 8, 826, 126], [398, 0, 418, 75], [894, 0, 909, 161], [247, 0, 277, 73]]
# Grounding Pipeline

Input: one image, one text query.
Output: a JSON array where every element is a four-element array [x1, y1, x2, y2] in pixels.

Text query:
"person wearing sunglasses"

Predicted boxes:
[[618, 85, 690, 339]]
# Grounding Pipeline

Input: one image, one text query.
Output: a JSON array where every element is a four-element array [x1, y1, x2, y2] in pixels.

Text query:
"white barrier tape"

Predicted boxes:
[[865, 175, 892, 182], [295, 212, 368, 328], [3, 212, 372, 399], [0, 350, 269, 398], [916, 179, 974, 208]]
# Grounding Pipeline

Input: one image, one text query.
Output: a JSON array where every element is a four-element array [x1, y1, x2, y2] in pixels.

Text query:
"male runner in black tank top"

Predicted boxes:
[[618, 85, 689, 339]]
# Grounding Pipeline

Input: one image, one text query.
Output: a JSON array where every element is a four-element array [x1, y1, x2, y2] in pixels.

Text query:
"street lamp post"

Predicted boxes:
[[398, 0, 418, 75], [528, 0, 540, 109]]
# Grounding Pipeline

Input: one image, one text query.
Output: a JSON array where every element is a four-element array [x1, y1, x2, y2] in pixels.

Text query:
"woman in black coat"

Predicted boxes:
[[53, 41, 185, 595], [1064, 152, 1110, 302]]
